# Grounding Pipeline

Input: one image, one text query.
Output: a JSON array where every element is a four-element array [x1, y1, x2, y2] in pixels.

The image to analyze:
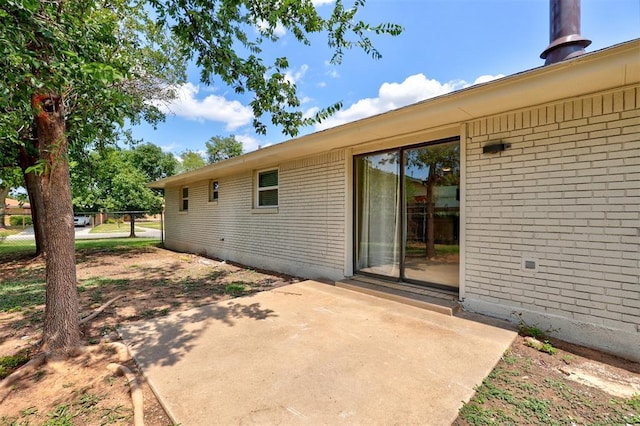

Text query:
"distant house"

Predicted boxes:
[[3, 198, 31, 226], [150, 39, 639, 362]]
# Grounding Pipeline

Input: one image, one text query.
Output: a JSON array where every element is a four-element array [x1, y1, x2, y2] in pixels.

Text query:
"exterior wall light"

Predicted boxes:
[[482, 142, 511, 154]]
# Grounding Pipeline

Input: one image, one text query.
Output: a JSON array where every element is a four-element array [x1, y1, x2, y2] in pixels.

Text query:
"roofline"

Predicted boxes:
[[149, 39, 640, 189]]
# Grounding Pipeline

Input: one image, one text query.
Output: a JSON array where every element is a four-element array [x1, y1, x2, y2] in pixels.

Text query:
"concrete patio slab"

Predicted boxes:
[[119, 280, 516, 425]]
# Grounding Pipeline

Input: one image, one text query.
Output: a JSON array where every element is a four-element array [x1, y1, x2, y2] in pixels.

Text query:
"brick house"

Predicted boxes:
[[150, 39, 639, 361], [3, 198, 31, 226]]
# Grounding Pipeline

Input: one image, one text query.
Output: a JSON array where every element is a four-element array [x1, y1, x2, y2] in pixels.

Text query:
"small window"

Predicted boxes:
[[180, 187, 189, 211], [209, 180, 219, 202], [257, 169, 278, 207]]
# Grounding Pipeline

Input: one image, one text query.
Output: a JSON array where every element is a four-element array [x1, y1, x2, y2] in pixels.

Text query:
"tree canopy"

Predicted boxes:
[[126, 142, 179, 182], [178, 150, 207, 173], [71, 144, 171, 214], [205, 135, 244, 164], [0, 0, 401, 357]]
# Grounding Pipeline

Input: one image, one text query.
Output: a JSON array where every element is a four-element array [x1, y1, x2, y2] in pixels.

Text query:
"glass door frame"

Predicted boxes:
[[353, 136, 460, 291]]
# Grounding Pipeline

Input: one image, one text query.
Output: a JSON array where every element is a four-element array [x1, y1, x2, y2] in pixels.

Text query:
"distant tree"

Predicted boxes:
[[71, 148, 163, 215], [205, 135, 243, 164], [126, 142, 178, 182], [178, 150, 206, 173]]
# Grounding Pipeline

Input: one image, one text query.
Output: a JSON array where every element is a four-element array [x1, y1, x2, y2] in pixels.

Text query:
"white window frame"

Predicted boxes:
[[180, 186, 189, 211], [256, 168, 279, 208], [209, 180, 219, 202]]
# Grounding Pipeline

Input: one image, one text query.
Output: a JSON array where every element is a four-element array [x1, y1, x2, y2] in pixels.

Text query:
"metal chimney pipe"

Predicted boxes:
[[540, 0, 592, 65]]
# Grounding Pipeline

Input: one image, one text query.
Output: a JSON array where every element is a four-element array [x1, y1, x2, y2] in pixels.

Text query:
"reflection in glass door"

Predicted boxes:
[[354, 140, 460, 290], [403, 142, 460, 288], [354, 151, 401, 278]]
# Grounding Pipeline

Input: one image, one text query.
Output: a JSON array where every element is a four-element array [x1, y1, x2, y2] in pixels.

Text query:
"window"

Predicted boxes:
[[209, 180, 219, 202], [180, 187, 189, 211], [257, 169, 278, 207]]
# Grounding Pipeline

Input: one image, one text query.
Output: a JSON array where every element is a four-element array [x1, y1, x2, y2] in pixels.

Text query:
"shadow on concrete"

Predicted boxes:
[[119, 301, 277, 369]]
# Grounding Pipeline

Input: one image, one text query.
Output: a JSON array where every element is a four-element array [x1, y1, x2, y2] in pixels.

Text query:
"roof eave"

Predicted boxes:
[[148, 39, 640, 190]]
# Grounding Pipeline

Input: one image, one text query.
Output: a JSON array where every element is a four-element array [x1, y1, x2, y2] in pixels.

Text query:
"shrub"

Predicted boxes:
[[9, 215, 33, 226]]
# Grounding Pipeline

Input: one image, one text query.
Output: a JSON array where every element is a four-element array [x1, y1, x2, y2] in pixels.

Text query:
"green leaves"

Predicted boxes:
[[151, 0, 403, 136], [1, 0, 186, 155], [71, 146, 167, 213], [205, 135, 243, 164], [80, 63, 124, 85]]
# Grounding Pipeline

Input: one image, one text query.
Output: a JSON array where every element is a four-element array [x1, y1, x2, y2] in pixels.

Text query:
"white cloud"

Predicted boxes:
[[284, 64, 309, 85], [257, 20, 287, 37], [234, 134, 261, 153], [473, 74, 504, 85], [153, 83, 253, 131], [312, 0, 334, 5], [303, 106, 320, 120], [159, 143, 181, 153], [315, 73, 504, 130], [324, 61, 340, 79]]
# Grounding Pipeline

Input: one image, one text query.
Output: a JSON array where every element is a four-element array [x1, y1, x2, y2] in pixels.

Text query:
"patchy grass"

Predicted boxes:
[[79, 277, 130, 291], [1, 389, 127, 426], [139, 308, 170, 319], [0, 352, 30, 379], [0, 278, 46, 312], [524, 337, 558, 355], [455, 336, 640, 426], [224, 282, 247, 296]]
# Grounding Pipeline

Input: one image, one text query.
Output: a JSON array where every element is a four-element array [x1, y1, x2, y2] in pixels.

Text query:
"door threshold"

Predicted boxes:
[[335, 275, 460, 316]]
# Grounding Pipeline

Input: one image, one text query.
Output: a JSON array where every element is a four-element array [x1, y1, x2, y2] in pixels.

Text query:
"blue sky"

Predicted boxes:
[[129, 0, 640, 157]]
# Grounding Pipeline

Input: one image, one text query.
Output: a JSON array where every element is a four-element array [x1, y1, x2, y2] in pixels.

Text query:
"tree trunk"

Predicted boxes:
[[32, 92, 80, 357], [24, 171, 47, 255], [129, 214, 136, 238], [0, 186, 8, 229], [425, 166, 437, 259], [18, 147, 47, 256]]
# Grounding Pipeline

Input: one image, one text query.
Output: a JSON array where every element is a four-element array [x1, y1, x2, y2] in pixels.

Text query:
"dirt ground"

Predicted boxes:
[[1, 244, 639, 425], [454, 334, 640, 425]]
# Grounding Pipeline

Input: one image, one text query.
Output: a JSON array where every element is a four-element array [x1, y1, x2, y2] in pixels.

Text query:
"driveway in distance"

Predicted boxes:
[[120, 280, 516, 425], [4, 225, 161, 241]]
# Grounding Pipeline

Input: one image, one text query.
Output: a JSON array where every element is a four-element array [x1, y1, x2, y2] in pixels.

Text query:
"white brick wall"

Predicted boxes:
[[164, 150, 347, 280], [463, 85, 640, 361]]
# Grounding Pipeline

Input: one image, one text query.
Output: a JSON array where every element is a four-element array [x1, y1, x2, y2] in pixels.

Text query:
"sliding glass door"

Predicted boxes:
[[355, 140, 460, 290], [354, 151, 401, 278]]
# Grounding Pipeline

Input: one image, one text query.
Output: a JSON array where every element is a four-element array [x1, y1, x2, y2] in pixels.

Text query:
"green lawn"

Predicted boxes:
[[89, 223, 147, 233], [0, 240, 38, 257], [0, 238, 160, 258], [0, 227, 25, 238], [136, 221, 162, 230]]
